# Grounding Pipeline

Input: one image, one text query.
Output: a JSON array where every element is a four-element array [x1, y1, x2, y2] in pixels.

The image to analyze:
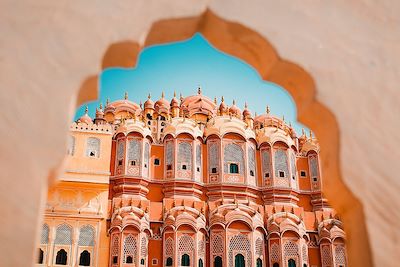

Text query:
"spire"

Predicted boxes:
[[197, 86, 202, 95], [302, 128, 305, 136], [139, 101, 142, 109], [309, 129, 313, 139], [266, 105, 270, 114], [221, 96, 225, 102], [161, 91, 165, 98], [124, 91, 128, 100], [148, 93, 151, 99], [85, 106, 88, 114], [173, 91, 176, 98], [244, 102, 248, 109], [180, 93, 183, 102], [99, 103, 103, 110], [106, 98, 110, 106], [232, 99, 236, 105], [214, 97, 217, 104], [282, 115, 285, 122]]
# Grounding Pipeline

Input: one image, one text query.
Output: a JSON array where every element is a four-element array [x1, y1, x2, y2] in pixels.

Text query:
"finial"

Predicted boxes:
[[85, 106, 88, 114], [106, 98, 110, 106], [266, 105, 270, 114], [139, 101, 142, 109], [161, 91, 165, 98], [214, 97, 217, 104], [282, 115, 285, 122], [99, 103, 103, 110], [148, 93, 151, 99], [221, 96, 225, 102], [180, 93, 183, 102], [197, 86, 202, 95], [255, 111, 257, 117], [289, 122, 292, 128], [173, 91, 176, 98], [302, 128, 305, 136], [232, 99, 236, 105], [309, 129, 313, 139], [244, 102, 248, 109], [124, 91, 128, 100]]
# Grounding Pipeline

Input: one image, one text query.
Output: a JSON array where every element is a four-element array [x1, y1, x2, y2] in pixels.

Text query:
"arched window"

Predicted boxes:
[[112, 256, 118, 264], [257, 258, 262, 267], [235, 253, 245, 267], [273, 263, 279, 267], [288, 259, 296, 267], [55, 249, 68, 265], [178, 142, 192, 172], [181, 254, 190, 266], [303, 264, 307, 267], [86, 137, 100, 158], [126, 256, 133, 263], [274, 149, 289, 180], [37, 248, 44, 264], [141, 258, 145, 265], [166, 257, 173, 266], [123, 234, 137, 264], [199, 258, 204, 267], [214, 256, 222, 267], [79, 250, 91, 266]]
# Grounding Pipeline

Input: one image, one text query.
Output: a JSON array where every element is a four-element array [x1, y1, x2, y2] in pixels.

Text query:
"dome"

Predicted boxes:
[[181, 87, 217, 116], [242, 102, 252, 118], [155, 92, 170, 113], [170, 92, 179, 108], [218, 96, 228, 114], [144, 94, 154, 109], [229, 100, 241, 118], [104, 93, 142, 116], [78, 106, 92, 124], [95, 103, 104, 118]]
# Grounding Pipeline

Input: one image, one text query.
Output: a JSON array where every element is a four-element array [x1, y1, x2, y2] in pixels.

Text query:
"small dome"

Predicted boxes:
[[95, 103, 104, 118], [78, 106, 92, 124], [144, 94, 154, 109], [218, 97, 228, 114], [229, 100, 241, 117], [155, 92, 170, 113], [170, 92, 179, 108], [242, 102, 252, 118]]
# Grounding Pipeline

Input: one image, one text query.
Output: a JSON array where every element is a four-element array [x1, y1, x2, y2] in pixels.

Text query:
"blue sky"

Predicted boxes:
[[75, 33, 306, 134]]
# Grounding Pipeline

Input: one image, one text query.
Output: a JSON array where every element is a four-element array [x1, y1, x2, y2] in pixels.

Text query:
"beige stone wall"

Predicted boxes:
[[1, 1, 399, 266]]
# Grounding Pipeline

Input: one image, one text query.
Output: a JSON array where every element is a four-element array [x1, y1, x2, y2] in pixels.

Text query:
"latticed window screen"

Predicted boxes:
[[309, 155, 319, 179], [228, 234, 251, 267], [196, 144, 201, 169], [178, 142, 192, 170], [127, 139, 141, 163], [248, 146, 256, 177], [165, 141, 174, 166], [284, 241, 299, 258], [78, 225, 95, 246], [86, 137, 100, 157], [211, 234, 224, 254], [144, 142, 150, 170], [140, 236, 148, 258], [321, 245, 332, 266], [255, 238, 263, 257], [178, 235, 194, 266], [290, 152, 297, 180], [41, 224, 49, 244], [117, 140, 125, 159], [55, 224, 72, 245], [123, 234, 137, 264], [262, 149, 271, 176], [302, 244, 308, 263], [224, 143, 244, 175], [334, 245, 346, 266], [165, 237, 174, 256], [208, 142, 219, 173], [274, 149, 289, 178], [198, 239, 205, 259], [270, 243, 280, 263], [111, 235, 120, 257]]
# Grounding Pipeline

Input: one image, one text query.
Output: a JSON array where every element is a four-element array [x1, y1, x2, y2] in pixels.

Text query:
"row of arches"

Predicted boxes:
[[37, 223, 96, 266]]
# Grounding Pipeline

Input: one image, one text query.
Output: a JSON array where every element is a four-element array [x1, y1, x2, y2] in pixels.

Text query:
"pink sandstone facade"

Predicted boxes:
[[38, 89, 347, 267]]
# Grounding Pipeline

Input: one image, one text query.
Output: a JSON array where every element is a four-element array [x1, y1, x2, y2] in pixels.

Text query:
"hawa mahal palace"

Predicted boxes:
[[37, 88, 347, 267]]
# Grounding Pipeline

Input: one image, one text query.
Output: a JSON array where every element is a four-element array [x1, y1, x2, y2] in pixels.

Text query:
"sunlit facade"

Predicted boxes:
[[37, 89, 347, 267]]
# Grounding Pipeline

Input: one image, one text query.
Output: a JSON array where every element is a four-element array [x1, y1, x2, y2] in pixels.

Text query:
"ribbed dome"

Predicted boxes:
[[78, 106, 92, 124], [229, 100, 241, 117], [155, 92, 170, 113], [218, 97, 228, 114], [170, 92, 179, 108], [144, 94, 154, 109], [242, 102, 252, 118]]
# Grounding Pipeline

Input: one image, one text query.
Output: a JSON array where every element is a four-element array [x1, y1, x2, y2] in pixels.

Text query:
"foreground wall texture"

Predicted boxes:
[[0, 0, 399, 266]]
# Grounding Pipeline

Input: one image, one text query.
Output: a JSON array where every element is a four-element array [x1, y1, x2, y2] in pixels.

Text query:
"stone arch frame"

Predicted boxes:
[[75, 10, 370, 266]]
